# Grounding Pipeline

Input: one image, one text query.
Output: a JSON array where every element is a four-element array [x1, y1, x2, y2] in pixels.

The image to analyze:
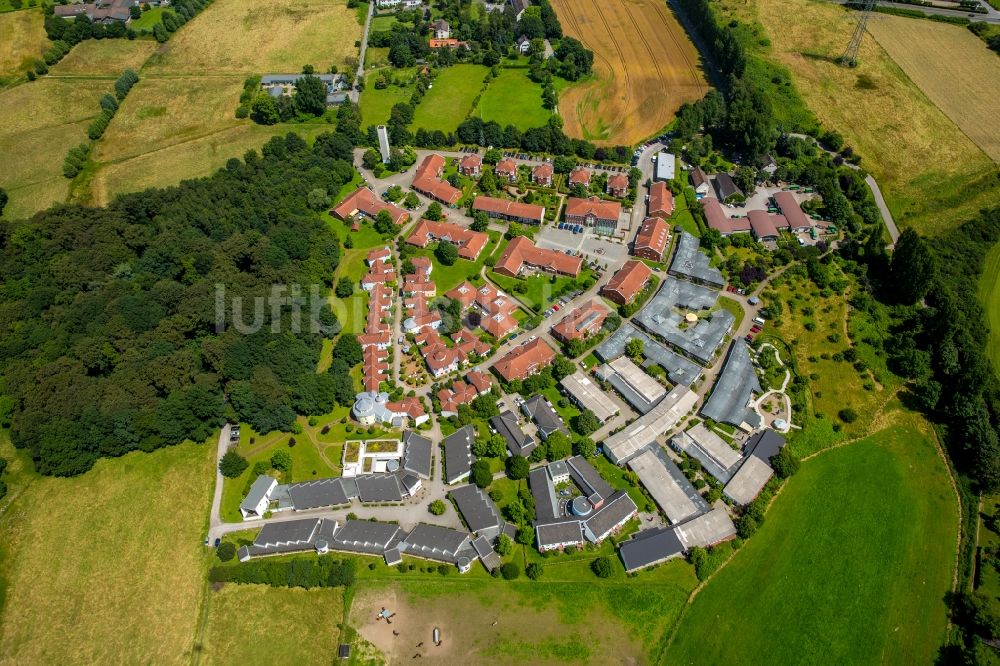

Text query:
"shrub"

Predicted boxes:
[[500, 562, 520, 580], [428, 499, 446, 515], [495, 534, 513, 556], [838, 408, 858, 424], [526, 562, 543, 580], [591, 556, 613, 578], [216, 541, 237, 562], [219, 450, 249, 478]]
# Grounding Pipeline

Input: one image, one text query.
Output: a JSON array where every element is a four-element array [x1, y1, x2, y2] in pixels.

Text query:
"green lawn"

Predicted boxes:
[[411, 64, 489, 133], [360, 70, 414, 128], [476, 68, 550, 130], [978, 240, 1000, 376], [663, 414, 957, 664], [488, 267, 595, 313], [130, 7, 165, 30], [410, 230, 501, 293], [369, 14, 399, 31], [323, 212, 387, 250]]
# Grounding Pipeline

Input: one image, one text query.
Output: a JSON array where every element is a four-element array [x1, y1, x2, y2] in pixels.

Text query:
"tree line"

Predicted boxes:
[[0, 130, 365, 476], [209, 553, 357, 589]]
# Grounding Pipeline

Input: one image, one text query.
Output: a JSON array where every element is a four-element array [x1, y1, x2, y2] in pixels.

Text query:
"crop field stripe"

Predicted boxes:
[[653, 2, 703, 85], [979, 241, 1000, 375]]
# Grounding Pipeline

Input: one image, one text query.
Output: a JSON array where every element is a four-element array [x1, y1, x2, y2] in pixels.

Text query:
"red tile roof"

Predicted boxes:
[[607, 172, 629, 195], [551, 300, 610, 342], [412, 154, 462, 205], [748, 209, 781, 239], [403, 275, 436, 296], [473, 196, 545, 224], [388, 396, 425, 419], [438, 381, 478, 414], [493, 236, 583, 278], [410, 256, 433, 277], [564, 196, 621, 223], [569, 167, 591, 186], [648, 181, 674, 218], [333, 188, 410, 226], [493, 338, 556, 382], [701, 198, 751, 235], [532, 163, 553, 183], [601, 260, 653, 305], [406, 220, 489, 260], [496, 157, 518, 178], [773, 191, 812, 231], [466, 370, 494, 394], [634, 217, 670, 260], [367, 247, 392, 264], [459, 153, 482, 173]]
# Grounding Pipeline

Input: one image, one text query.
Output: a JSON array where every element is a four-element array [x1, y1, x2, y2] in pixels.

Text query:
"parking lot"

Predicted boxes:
[[536, 225, 630, 269]]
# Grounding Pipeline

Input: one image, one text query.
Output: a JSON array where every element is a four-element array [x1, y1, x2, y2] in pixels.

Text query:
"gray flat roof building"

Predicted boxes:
[[377, 125, 391, 164], [595, 322, 702, 386], [560, 371, 619, 422], [472, 535, 502, 572], [619, 526, 685, 572], [521, 395, 569, 440], [529, 467, 560, 523], [655, 151, 676, 181], [331, 519, 403, 556], [286, 478, 351, 510], [674, 507, 737, 548], [490, 410, 537, 457], [400, 523, 474, 564], [669, 232, 725, 288], [443, 425, 475, 484], [567, 455, 614, 505], [402, 430, 433, 478], [745, 428, 786, 461], [450, 484, 506, 538], [536, 520, 585, 550], [595, 356, 666, 414], [241, 474, 277, 516], [603, 384, 700, 465], [355, 474, 404, 503], [628, 447, 708, 524], [582, 491, 637, 542], [634, 277, 735, 366], [669, 424, 743, 483], [700, 339, 763, 430], [724, 429, 787, 505], [238, 517, 338, 560]]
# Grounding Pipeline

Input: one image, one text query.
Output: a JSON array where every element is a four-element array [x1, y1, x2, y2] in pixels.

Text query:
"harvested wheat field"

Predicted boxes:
[[743, 0, 998, 234], [49, 38, 157, 77], [143, 0, 363, 74], [868, 15, 1000, 162], [550, 0, 708, 145], [0, 9, 50, 78]]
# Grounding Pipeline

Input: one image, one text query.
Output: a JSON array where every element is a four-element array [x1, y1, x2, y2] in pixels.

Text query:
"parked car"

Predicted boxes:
[[552, 304, 560, 311], [745, 335, 754, 342]]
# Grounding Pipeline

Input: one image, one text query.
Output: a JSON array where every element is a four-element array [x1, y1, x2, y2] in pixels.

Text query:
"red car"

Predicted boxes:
[[751, 326, 762, 333], [552, 304, 560, 311], [745, 334, 754, 343]]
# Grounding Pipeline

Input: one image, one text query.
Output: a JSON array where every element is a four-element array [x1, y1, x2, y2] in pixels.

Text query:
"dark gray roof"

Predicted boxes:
[[582, 491, 637, 542], [520, 395, 568, 440], [355, 475, 404, 503], [450, 484, 504, 535], [400, 523, 472, 563], [536, 520, 584, 548], [529, 467, 560, 523], [619, 527, 685, 572], [567, 455, 614, 502], [245, 518, 337, 557], [403, 430, 433, 478], [241, 475, 276, 513], [472, 535, 502, 572], [745, 428, 786, 462], [490, 411, 536, 457], [443, 425, 475, 483], [332, 520, 403, 554], [700, 339, 763, 429], [714, 173, 743, 200], [634, 277, 735, 366], [384, 547, 402, 566], [669, 232, 725, 288], [286, 478, 349, 510], [595, 322, 701, 386]]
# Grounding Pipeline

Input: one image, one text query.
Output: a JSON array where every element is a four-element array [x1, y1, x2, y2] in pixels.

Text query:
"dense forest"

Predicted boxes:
[[0, 131, 359, 476]]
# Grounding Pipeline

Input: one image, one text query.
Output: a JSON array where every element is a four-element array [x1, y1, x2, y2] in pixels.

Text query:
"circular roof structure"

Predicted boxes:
[[773, 418, 790, 432], [403, 317, 417, 332], [386, 459, 399, 472], [353, 395, 375, 417], [685, 312, 698, 323], [571, 496, 593, 516], [457, 556, 471, 569]]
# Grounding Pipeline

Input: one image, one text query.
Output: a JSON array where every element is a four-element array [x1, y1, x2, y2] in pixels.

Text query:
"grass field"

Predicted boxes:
[[143, 0, 362, 74], [475, 68, 550, 130], [0, 436, 216, 663], [360, 70, 414, 128], [411, 64, 488, 133], [0, 9, 49, 78], [550, 0, 708, 145], [0, 77, 109, 218], [979, 241, 1000, 375], [49, 38, 157, 76], [732, 0, 999, 234], [664, 412, 957, 664], [202, 585, 346, 664], [129, 6, 166, 30], [868, 15, 1000, 163]]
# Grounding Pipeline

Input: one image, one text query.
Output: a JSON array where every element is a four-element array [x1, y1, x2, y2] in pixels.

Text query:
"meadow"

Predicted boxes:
[[550, 0, 708, 145], [142, 0, 363, 74], [727, 0, 999, 234], [664, 413, 957, 664], [979, 241, 1000, 375], [0, 435, 216, 664], [0, 77, 109, 218], [868, 15, 1000, 162], [49, 38, 156, 76], [201, 586, 346, 664], [0, 9, 49, 78], [411, 64, 489, 133], [360, 70, 414, 128], [475, 68, 550, 130]]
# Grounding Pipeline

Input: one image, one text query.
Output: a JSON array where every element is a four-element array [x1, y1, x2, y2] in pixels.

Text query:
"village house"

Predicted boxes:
[[433, 19, 451, 39], [551, 300, 610, 343], [690, 167, 711, 197], [472, 196, 545, 225], [569, 167, 591, 188], [406, 220, 489, 260], [601, 260, 653, 305], [458, 153, 482, 177], [493, 338, 556, 383], [532, 162, 554, 187], [495, 157, 518, 183], [493, 236, 583, 278], [633, 216, 670, 262], [564, 197, 621, 235], [647, 180, 674, 219], [411, 154, 462, 206], [333, 188, 410, 227], [607, 172, 629, 198]]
